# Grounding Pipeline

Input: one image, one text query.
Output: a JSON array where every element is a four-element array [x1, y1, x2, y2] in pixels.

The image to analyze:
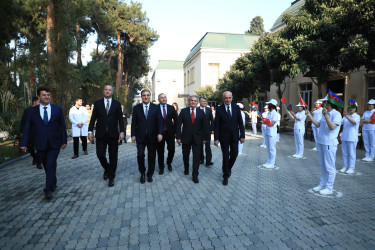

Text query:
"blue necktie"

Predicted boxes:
[[43, 107, 48, 124]]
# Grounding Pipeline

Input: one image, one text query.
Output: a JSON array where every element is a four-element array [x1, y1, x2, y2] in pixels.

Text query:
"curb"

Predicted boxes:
[[0, 153, 30, 169]]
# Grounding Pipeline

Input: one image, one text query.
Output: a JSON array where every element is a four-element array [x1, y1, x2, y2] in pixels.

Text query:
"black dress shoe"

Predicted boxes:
[[84, 151, 88, 155], [167, 164, 172, 171], [124, 140, 127, 143], [44, 191, 53, 200], [205, 162, 214, 167], [32, 160, 36, 165], [223, 178, 228, 186], [184, 170, 189, 175], [140, 174, 145, 184], [108, 179, 114, 187], [36, 164, 43, 169], [51, 185, 56, 192], [193, 177, 199, 183], [147, 176, 153, 183], [103, 172, 108, 180], [118, 141, 122, 145], [72, 155, 78, 159], [159, 169, 164, 175], [200, 160, 204, 164]]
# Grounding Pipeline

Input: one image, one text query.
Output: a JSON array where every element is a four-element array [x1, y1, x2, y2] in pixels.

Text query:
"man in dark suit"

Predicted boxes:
[[199, 97, 214, 167], [20, 86, 67, 200], [131, 89, 163, 184], [88, 85, 125, 187], [119, 104, 129, 145], [176, 95, 208, 183], [214, 91, 245, 186], [20, 96, 42, 169], [156, 93, 178, 174]]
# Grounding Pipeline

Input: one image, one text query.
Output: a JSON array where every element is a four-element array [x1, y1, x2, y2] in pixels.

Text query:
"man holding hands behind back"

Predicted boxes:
[[214, 91, 245, 186], [88, 85, 124, 187]]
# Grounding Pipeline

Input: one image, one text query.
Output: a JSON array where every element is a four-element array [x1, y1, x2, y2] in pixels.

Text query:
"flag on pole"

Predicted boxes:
[[328, 90, 345, 108], [280, 97, 286, 104], [262, 117, 272, 126], [299, 95, 309, 109], [251, 102, 258, 111], [287, 104, 292, 112], [348, 99, 357, 109], [371, 112, 375, 124]]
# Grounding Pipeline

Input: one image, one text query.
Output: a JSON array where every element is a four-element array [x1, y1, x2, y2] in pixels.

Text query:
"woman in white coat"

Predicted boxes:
[[260, 105, 269, 148], [288, 103, 307, 158], [262, 99, 278, 168], [360, 99, 375, 162], [238, 103, 246, 155], [69, 98, 89, 159], [306, 95, 342, 195], [311, 100, 323, 151], [339, 100, 360, 174]]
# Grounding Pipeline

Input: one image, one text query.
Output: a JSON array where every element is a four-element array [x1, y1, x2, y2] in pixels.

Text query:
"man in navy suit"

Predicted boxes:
[[199, 97, 214, 166], [20, 86, 67, 200], [88, 85, 125, 187], [131, 89, 163, 184], [214, 91, 245, 186], [176, 95, 208, 183]]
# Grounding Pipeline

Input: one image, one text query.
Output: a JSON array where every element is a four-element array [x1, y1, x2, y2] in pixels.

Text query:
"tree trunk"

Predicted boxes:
[[76, 22, 81, 66], [46, 0, 56, 103], [106, 41, 112, 65], [116, 31, 124, 97]]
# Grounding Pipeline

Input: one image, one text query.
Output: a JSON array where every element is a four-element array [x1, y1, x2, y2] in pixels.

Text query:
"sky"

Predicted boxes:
[[80, 0, 293, 74]]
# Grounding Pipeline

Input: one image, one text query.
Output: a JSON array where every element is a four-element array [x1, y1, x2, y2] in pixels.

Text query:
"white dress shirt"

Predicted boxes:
[[104, 98, 112, 110]]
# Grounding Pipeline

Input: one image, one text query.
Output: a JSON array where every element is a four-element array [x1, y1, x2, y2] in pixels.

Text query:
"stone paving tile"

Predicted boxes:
[[0, 132, 375, 249]]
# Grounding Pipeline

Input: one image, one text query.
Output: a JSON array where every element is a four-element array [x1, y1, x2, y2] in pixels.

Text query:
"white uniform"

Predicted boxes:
[[276, 112, 281, 142], [69, 106, 89, 137], [251, 110, 258, 135], [238, 111, 246, 154], [261, 111, 268, 147], [294, 111, 306, 157], [312, 108, 323, 146], [341, 113, 360, 170], [265, 110, 278, 166], [316, 109, 342, 190], [361, 109, 375, 159]]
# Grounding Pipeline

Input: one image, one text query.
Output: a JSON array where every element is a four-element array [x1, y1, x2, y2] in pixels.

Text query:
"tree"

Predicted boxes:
[[245, 16, 264, 36], [195, 85, 220, 101]]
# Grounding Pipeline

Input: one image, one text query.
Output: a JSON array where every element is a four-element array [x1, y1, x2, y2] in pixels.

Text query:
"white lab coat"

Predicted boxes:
[[69, 106, 89, 137]]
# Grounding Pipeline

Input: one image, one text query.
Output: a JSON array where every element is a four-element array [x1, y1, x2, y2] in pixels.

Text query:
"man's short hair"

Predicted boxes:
[[75, 97, 82, 102], [190, 95, 198, 101], [37, 86, 51, 96], [199, 97, 207, 101], [222, 91, 232, 98], [141, 89, 151, 96], [32, 97, 39, 102], [158, 93, 166, 99], [104, 84, 113, 90]]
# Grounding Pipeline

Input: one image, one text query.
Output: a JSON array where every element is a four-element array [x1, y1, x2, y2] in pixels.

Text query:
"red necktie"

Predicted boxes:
[[191, 108, 195, 124], [163, 105, 167, 129]]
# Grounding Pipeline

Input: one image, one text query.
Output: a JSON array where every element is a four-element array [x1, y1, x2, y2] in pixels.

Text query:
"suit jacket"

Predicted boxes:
[[131, 102, 163, 143], [158, 104, 178, 136], [214, 103, 245, 142], [176, 107, 208, 144], [20, 104, 67, 151], [200, 106, 214, 138], [20, 107, 34, 135], [89, 99, 125, 139]]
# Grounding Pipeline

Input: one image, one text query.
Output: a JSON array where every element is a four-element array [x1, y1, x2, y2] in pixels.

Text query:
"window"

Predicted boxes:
[[208, 63, 220, 85], [300, 83, 312, 109], [368, 76, 375, 100], [258, 96, 265, 112], [189, 67, 195, 84]]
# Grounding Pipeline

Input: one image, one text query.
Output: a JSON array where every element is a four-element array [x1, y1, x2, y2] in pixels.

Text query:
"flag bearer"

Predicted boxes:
[[250, 103, 258, 136], [262, 99, 278, 168], [339, 100, 360, 174], [260, 105, 269, 148], [306, 91, 342, 195], [288, 102, 307, 158], [311, 100, 323, 151], [360, 99, 375, 162]]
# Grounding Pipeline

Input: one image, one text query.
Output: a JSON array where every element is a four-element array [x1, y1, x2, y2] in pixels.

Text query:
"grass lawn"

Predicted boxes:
[[0, 139, 27, 164]]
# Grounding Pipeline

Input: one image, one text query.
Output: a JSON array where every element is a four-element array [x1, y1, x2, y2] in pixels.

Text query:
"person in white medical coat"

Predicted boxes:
[[262, 99, 278, 168], [238, 103, 246, 155], [288, 103, 307, 158], [339, 101, 360, 174], [69, 98, 89, 159], [311, 100, 323, 151], [260, 105, 269, 148], [360, 99, 375, 162], [306, 95, 342, 195]]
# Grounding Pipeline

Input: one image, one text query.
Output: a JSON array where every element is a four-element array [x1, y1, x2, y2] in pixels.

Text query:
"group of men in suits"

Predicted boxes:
[[20, 85, 245, 200]]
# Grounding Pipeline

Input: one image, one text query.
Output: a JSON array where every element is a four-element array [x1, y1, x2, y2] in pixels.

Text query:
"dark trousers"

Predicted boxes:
[[137, 139, 157, 177], [182, 143, 202, 178], [220, 139, 239, 179], [27, 135, 41, 165], [73, 136, 87, 155], [157, 131, 175, 170], [200, 139, 212, 163], [38, 148, 60, 192], [96, 135, 118, 180]]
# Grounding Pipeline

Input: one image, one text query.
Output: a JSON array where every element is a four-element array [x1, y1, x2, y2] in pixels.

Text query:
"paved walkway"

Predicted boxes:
[[0, 131, 374, 249]]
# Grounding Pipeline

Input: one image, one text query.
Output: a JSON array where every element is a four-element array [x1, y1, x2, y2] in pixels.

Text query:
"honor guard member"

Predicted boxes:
[[260, 105, 269, 148], [276, 107, 281, 142], [288, 102, 307, 158], [306, 94, 342, 195], [262, 99, 278, 168], [250, 104, 258, 136], [311, 100, 323, 151], [339, 100, 360, 174], [238, 103, 246, 155], [360, 99, 375, 162]]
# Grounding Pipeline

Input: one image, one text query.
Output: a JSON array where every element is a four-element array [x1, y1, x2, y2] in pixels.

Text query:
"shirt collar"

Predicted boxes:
[[225, 103, 231, 109], [40, 103, 51, 109], [104, 98, 112, 103], [143, 102, 150, 107]]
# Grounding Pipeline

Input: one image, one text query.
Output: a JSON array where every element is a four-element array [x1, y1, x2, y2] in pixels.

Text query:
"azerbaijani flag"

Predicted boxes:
[[328, 90, 345, 108], [299, 95, 309, 109], [287, 104, 292, 111], [348, 99, 357, 108], [251, 102, 258, 111]]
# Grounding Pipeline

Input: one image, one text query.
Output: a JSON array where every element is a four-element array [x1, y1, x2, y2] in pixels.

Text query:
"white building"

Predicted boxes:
[[183, 32, 259, 98], [151, 60, 184, 107]]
